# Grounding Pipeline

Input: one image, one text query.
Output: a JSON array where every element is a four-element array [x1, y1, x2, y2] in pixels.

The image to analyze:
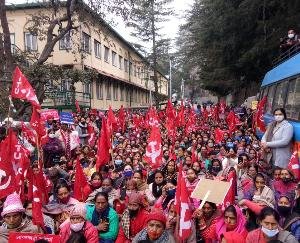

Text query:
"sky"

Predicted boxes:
[[6, 0, 193, 50]]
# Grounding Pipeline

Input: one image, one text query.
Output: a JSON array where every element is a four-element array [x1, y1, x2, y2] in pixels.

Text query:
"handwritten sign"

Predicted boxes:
[[40, 109, 59, 121], [191, 178, 231, 205], [9, 232, 60, 243]]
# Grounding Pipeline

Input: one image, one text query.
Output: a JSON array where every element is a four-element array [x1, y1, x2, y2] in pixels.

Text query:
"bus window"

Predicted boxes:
[[285, 77, 300, 120], [272, 80, 289, 109], [265, 85, 276, 114], [261, 87, 269, 99]]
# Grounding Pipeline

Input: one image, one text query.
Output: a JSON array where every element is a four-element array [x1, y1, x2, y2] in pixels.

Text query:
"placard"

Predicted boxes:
[[191, 178, 231, 205], [40, 109, 59, 121], [9, 232, 60, 243], [60, 111, 74, 124]]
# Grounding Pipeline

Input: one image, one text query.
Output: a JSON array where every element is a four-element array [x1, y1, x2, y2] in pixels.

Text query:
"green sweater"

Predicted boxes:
[[86, 205, 119, 240]]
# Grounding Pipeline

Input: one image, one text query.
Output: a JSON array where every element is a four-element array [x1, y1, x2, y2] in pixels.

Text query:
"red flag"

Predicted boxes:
[[107, 106, 117, 136], [220, 100, 226, 114], [31, 172, 45, 228], [0, 130, 17, 199], [215, 128, 226, 144], [144, 127, 162, 168], [176, 100, 185, 127], [73, 160, 89, 201], [21, 122, 37, 146], [118, 105, 126, 132], [166, 100, 176, 120], [227, 110, 240, 134], [254, 96, 267, 132], [147, 107, 159, 128], [30, 106, 47, 144], [185, 108, 196, 135], [96, 118, 111, 170], [222, 169, 237, 209], [87, 124, 96, 147], [175, 163, 192, 240], [11, 66, 40, 108], [288, 151, 300, 180], [75, 100, 81, 113]]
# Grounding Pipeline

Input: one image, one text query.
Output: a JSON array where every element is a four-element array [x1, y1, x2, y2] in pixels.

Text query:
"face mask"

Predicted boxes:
[[274, 115, 284, 122], [59, 196, 70, 204], [212, 166, 221, 174], [147, 230, 161, 240], [70, 222, 85, 232], [102, 187, 112, 193], [164, 155, 169, 160], [115, 159, 123, 165], [282, 177, 292, 183], [261, 226, 279, 238], [167, 188, 176, 197], [91, 181, 101, 188], [123, 170, 133, 178], [288, 33, 295, 39], [208, 143, 214, 148], [49, 134, 56, 138], [277, 205, 291, 215], [128, 209, 139, 218], [227, 142, 234, 148]]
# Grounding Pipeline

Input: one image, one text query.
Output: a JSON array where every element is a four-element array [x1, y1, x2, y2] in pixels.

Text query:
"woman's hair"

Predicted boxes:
[[55, 181, 70, 195], [91, 172, 101, 180], [224, 205, 237, 218], [133, 170, 144, 179], [66, 232, 87, 243], [204, 201, 217, 211], [258, 206, 280, 222], [253, 173, 265, 183], [273, 108, 287, 119], [94, 191, 109, 202], [154, 170, 164, 178]]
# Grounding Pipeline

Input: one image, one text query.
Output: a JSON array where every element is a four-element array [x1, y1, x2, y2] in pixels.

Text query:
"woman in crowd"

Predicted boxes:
[[261, 108, 294, 168], [60, 203, 98, 243], [83, 172, 102, 201], [246, 207, 298, 243], [86, 192, 119, 243], [194, 201, 221, 242], [163, 160, 178, 185], [132, 209, 176, 243], [148, 170, 166, 200], [215, 205, 248, 241], [276, 194, 300, 241]]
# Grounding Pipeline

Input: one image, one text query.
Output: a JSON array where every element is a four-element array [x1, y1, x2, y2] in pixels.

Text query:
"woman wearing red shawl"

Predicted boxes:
[[215, 205, 248, 241], [221, 231, 246, 243], [194, 201, 221, 242]]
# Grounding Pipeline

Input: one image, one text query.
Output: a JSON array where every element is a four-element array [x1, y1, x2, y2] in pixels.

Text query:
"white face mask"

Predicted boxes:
[[274, 115, 284, 122], [49, 133, 56, 138], [70, 222, 85, 232], [288, 33, 295, 39], [261, 226, 279, 238]]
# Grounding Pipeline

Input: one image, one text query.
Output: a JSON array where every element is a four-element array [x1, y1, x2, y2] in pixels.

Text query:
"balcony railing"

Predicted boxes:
[[43, 90, 91, 109], [272, 44, 300, 67]]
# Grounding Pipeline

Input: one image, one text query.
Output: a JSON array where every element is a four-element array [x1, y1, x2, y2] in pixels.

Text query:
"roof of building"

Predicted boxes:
[[6, 1, 168, 80]]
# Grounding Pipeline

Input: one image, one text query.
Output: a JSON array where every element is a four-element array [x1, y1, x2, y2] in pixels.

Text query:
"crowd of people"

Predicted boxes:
[[0, 101, 299, 243]]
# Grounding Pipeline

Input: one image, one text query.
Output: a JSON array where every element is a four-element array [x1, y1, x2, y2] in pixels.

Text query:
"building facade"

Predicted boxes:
[[5, 3, 168, 110]]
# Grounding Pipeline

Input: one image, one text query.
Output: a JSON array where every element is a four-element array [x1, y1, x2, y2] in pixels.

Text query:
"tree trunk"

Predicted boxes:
[[150, 0, 159, 108], [0, 0, 14, 73]]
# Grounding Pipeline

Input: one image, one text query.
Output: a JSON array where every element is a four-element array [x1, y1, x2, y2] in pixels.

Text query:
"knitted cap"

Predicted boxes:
[[128, 192, 142, 205], [70, 203, 86, 219], [146, 209, 167, 225], [1, 193, 25, 217]]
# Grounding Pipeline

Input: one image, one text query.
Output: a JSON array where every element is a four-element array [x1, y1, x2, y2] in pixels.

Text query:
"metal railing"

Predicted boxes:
[[272, 44, 300, 67]]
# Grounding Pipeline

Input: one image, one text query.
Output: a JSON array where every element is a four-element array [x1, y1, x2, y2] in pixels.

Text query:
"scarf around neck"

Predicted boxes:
[[91, 206, 110, 226]]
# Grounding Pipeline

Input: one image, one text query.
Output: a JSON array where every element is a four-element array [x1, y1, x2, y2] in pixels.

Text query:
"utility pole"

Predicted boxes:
[[181, 78, 185, 100], [169, 56, 173, 99]]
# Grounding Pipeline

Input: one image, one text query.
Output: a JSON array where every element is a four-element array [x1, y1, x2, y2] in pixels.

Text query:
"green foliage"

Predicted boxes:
[[178, 0, 300, 97]]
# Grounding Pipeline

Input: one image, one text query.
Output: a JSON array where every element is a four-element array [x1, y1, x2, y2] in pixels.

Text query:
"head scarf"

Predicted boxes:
[[215, 205, 246, 240]]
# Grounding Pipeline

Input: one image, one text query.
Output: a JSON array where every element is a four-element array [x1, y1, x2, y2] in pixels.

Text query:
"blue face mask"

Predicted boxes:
[[167, 188, 176, 197], [226, 142, 234, 148], [123, 170, 133, 178], [115, 159, 123, 165]]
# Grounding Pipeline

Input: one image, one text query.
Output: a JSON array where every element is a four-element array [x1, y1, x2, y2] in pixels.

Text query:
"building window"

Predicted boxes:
[[137, 67, 140, 78], [104, 46, 109, 63], [124, 59, 128, 73], [119, 55, 123, 70], [112, 51, 117, 66], [81, 32, 91, 53], [24, 32, 37, 51], [96, 81, 103, 100], [10, 33, 15, 53], [113, 84, 118, 100], [120, 85, 124, 101], [129, 62, 133, 75], [83, 82, 92, 98], [61, 79, 71, 91], [94, 40, 101, 59], [59, 31, 72, 50], [134, 65, 137, 77], [106, 83, 111, 100]]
